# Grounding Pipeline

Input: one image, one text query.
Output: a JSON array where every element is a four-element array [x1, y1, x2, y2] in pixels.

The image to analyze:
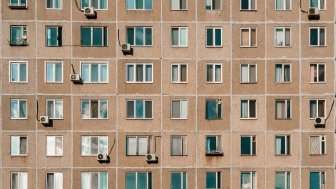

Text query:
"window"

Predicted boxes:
[[241, 136, 256, 155], [171, 100, 188, 119], [126, 172, 152, 189], [10, 26, 28, 46], [275, 135, 290, 155], [46, 26, 62, 47], [171, 27, 188, 47], [81, 172, 108, 189], [81, 63, 108, 83], [275, 64, 290, 83], [80, 0, 108, 9], [205, 172, 221, 189], [241, 0, 256, 10], [205, 0, 221, 10], [310, 172, 325, 189], [205, 135, 222, 154], [127, 27, 153, 46], [275, 172, 291, 189], [171, 172, 187, 189], [205, 99, 222, 120], [126, 136, 150, 155], [46, 62, 63, 83], [81, 136, 108, 156], [126, 100, 152, 119], [11, 172, 28, 189], [275, 0, 291, 10], [206, 27, 222, 47], [309, 135, 326, 155], [275, 27, 290, 47], [309, 27, 326, 46], [10, 99, 27, 119], [126, 0, 152, 10], [10, 61, 27, 83], [171, 64, 187, 83], [241, 28, 257, 47], [171, 0, 187, 10], [241, 172, 256, 189], [240, 64, 256, 83], [275, 99, 291, 119], [206, 64, 222, 83], [46, 99, 63, 119], [46, 172, 63, 189], [81, 99, 108, 119], [46, 0, 62, 9], [240, 99, 256, 119], [309, 0, 325, 10], [127, 63, 153, 83], [9, 0, 27, 7], [310, 64, 325, 83], [171, 135, 187, 156], [309, 99, 325, 118], [11, 136, 27, 156], [46, 136, 63, 156], [81, 27, 108, 47]]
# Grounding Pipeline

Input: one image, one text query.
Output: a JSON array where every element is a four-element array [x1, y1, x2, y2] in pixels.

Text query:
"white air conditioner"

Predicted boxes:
[[145, 154, 157, 162], [314, 117, 325, 127], [121, 43, 131, 53], [84, 7, 95, 17], [308, 8, 319, 19], [70, 74, 81, 83], [97, 154, 109, 161], [40, 116, 49, 124]]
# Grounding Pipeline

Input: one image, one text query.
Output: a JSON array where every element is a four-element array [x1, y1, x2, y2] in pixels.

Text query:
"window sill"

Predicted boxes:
[[205, 46, 223, 48], [11, 155, 28, 157], [274, 9, 292, 11], [81, 46, 108, 47], [240, 118, 257, 120], [310, 82, 327, 84], [170, 9, 188, 11], [171, 118, 188, 120], [275, 154, 291, 156], [10, 81, 28, 84], [240, 82, 257, 84], [171, 154, 188, 156], [46, 155, 63, 157], [275, 118, 292, 120], [8, 5, 27, 9], [205, 152, 224, 156], [81, 118, 109, 120], [240, 154, 257, 156], [126, 82, 154, 84], [10, 43, 29, 46], [205, 118, 222, 120], [309, 154, 326, 156], [206, 82, 223, 84], [10, 118, 28, 120], [126, 118, 153, 120], [45, 82, 64, 84], [240, 46, 257, 48], [275, 82, 292, 84], [274, 45, 291, 48], [240, 9, 258, 12], [171, 82, 188, 84]]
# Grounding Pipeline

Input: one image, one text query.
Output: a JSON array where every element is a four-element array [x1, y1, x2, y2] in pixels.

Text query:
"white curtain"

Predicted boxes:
[[275, 137, 282, 154], [241, 65, 248, 82], [47, 136, 56, 156], [310, 101, 317, 118], [275, 65, 282, 82], [54, 173, 63, 189], [81, 137, 91, 155], [81, 173, 90, 189], [180, 100, 188, 119], [275, 28, 283, 46], [98, 136, 108, 154], [138, 137, 148, 155], [11, 136, 19, 155], [127, 137, 137, 155], [215, 65, 221, 82], [20, 172, 28, 189], [241, 101, 248, 118], [180, 28, 187, 46], [171, 65, 178, 82], [276, 101, 284, 119], [127, 65, 134, 82], [145, 65, 152, 82]]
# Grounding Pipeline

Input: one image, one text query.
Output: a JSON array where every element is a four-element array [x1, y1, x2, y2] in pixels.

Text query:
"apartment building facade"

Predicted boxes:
[[0, 0, 335, 188]]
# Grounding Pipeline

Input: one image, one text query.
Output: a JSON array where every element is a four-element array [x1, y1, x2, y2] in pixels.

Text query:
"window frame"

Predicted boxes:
[[11, 172, 28, 189], [80, 26, 108, 47], [171, 172, 187, 189], [171, 99, 188, 119], [125, 172, 152, 189], [309, 27, 326, 47], [9, 0, 27, 8], [81, 136, 108, 156], [10, 135, 28, 156], [240, 99, 257, 119], [45, 61, 63, 83], [46, 0, 62, 9], [309, 0, 326, 10], [240, 0, 257, 10], [275, 99, 292, 120], [309, 99, 326, 119], [126, 63, 153, 83], [46, 99, 64, 119], [206, 63, 222, 83], [275, 135, 291, 155], [45, 26, 62, 47], [80, 99, 108, 119], [274, 27, 291, 47], [309, 171, 326, 189], [240, 135, 257, 155], [170, 135, 187, 156], [240, 64, 257, 83], [10, 25, 28, 46], [126, 26, 153, 47], [171, 0, 187, 10], [205, 135, 222, 154], [275, 63, 291, 83], [205, 27, 222, 47], [80, 0, 108, 10], [310, 63, 326, 83], [9, 61, 28, 83], [309, 135, 326, 155], [275, 0, 291, 10], [126, 99, 153, 119], [205, 0, 222, 10], [81, 172, 108, 189], [10, 99, 28, 119], [171, 64, 188, 83], [275, 171, 291, 189], [125, 0, 153, 10], [240, 171, 256, 189], [171, 27, 188, 47], [205, 171, 221, 189], [46, 135, 63, 156], [80, 62, 109, 83], [126, 136, 150, 156], [205, 99, 222, 120], [240, 28, 257, 47]]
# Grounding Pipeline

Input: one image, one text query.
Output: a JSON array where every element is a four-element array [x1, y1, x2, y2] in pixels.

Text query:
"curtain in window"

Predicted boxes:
[[318, 65, 325, 82], [55, 0, 61, 8], [91, 173, 98, 189], [20, 137, 27, 154], [99, 100, 108, 118], [81, 100, 90, 118], [127, 137, 137, 155], [172, 101, 180, 118], [19, 100, 27, 118], [171, 65, 178, 82], [47, 101, 54, 118], [241, 173, 252, 188], [180, 28, 187, 46], [318, 100, 324, 117], [90, 137, 98, 154], [206, 29, 213, 46], [206, 100, 216, 119], [81, 137, 91, 155], [276, 101, 285, 119], [275, 64, 282, 82], [215, 65, 221, 81], [99, 172, 108, 189], [127, 65, 134, 82], [145, 101, 152, 118], [249, 65, 256, 82], [145, 65, 152, 82], [47, 173, 54, 189], [126, 173, 136, 189], [310, 136, 320, 154], [55, 137, 63, 155], [135, 28, 144, 45], [206, 65, 213, 82], [275, 28, 283, 46], [138, 137, 148, 155], [145, 28, 152, 45], [171, 0, 179, 9], [47, 136, 56, 155], [11, 100, 19, 118], [275, 137, 282, 154], [284, 65, 290, 82], [241, 65, 248, 82], [310, 172, 320, 189], [319, 28, 325, 46], [11, 137, 19, 155], [241, 100, 248, 118], [81, 64, 90, 82], [275, 0, 283, 10], [81, 173, 90, 189], [11, 27, 21, 44], [251, 29, 256, 46], [19, 173, 28, 189], [11, 64, 18, 81], [89, 100, 98, 118], [12, 173, 18, 189], [310, 100, 317, 118], [54, 173, 63, 189], [135, 100, 144, 118], [98, 137, 108, 154], [46, 64, 54, 82], [172, 137, 182, 155], [136, 65, 143, 82], [20, 64, 27, 82], [205, 0, 212, 9], [100, 64, 107, 82], [180, 100, 187, 118], [179, 65, 187, 82], [127, 101, 134, 118], [91, 0, 99, 9], [89, 64, 98, 82], [285, 28, 290, 46], [206, 137, 216, 152], [206, 172, 216, 188], [249, 100, 256, 118], [241, 29, 249, 46], [54, 100, 62, 118], [320, 0, 325, 9], [215, 28, 221, 46], [310, 65, 316, 82]]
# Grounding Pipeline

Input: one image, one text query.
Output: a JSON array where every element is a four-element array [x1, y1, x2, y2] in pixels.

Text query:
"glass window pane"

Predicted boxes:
[[145, 101, 152, 118], [180, 28, 187, 46], [90, 63, 99, 82], [215, 29, 221, 46], [126, 173, 136, 189], [81, 100, 90, 118], [127, 101, 135, 118], [20, 64, 27, 82], [19, 100, 27, 118], [99, 100, 108, 118], [136, 28, 144, 45], [126, 0, 135, 9], [138, 173, 148, 189], [145, 28, 152, 45], [91, 100, 99, 118], [206, 172, 216, 188], [100, 64, 108, 82], [138, 137, 148, 155], [241, 137, 251, 154], [145, 0, 152, 9], [55, 63, 62, 82], [172, 101, 180, 118], [136, 65, 144, 81], [145, 65, 152, 82], [135, 100, 144, 118], [81, 64, 90, 82], [127, 28, 135, 45], [206, 29, 213, 46], [136, 0, 144, 9], [180, 65, 187, 82], [241, 0, 248, 9], [310, 172, 320, 189], [310, 28, 318, 45], [11, 136, 19, 155], [127, 65, 134, 82], [171, 173, 181, 189], [172, 28, 178, 46], [81, 28, 91, 46], [92, 28, 103, 46]]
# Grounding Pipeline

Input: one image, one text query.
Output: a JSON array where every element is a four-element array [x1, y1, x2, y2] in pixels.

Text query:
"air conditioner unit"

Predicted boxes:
[[84, 7, 95, 17], [40, 116, 49, 124], [97, 154, 109, 162], [145, 154, 157, 162], [70, 74, 81, 83], [121, 43, 131, 53], [308, 8, 320, 20], [314, 117, 325, 127]]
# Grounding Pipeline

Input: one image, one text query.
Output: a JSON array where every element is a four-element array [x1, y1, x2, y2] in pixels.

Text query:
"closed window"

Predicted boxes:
[[206, 0, 221, 10], [46, 26, 62, 46], [81, 63, 108, 83], [171, 172, 187, 189], [9, 0, 27, 7], [171, 135, 187, 156], [206, 27, 222, 47], [46, 62, 63, 83], [126, 0, 152, 10], [275, 64, 290, 83], [206, 135, 222, 154], [206, 64, 222, 83], [81, 172, 108, 189], [47, 99, 63, 119], [171, 0, 187, 10], [127, 27, 153, 46], [80, 0, 108, 9], [309, 99, 325, 118], [205, 99, 222, 120], [171, 64, 187, 83], [171, 100, 188, 119], [275, 27, 290, 47], [126, 100, 152, 119], [241, 136, 256, 155], [310, 135, 326, 155], [11, 172, 28, 189], [10, 99, 27, 119], [241, 0, 256, 10], [241, 172, 256, 189], [81, 136, 108, 156], [127, 63, 153, 83], [309, 27, 326, 46], [46, 0, 62, 9], [46, 136, 63, 156], [126, 172, 152, 189], [275, 135, 290, 155], [275, 99, 291, 119], [81, 27, 108, 47], [11, 136, 28, 156], [309, 0, 325, 10], [206, 171, 221, 189], [46, 172, 63, 189], [171, 27, 188, 47], [240, 99, 256, 119], [241, 28, 257, 47], [310, 64, 325, 83], [241, 64, 256, 83], [10, 61, 27, 83], [126, 136, 150, 155], [10, 26, 28, 46], [81, 99, 108, 119], [310, 172, 325, 189], [275, 172, 291, 189], [275, 0, 291, 10]]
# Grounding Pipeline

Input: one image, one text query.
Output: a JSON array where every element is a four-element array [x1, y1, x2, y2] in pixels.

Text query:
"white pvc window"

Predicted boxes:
[[46, 0, 62, 9], [241, 28, 257, 47], [171, 27, 188, 47], [10, 99, 27, 119], [310, 135, 326, 155], [126, 172, 152, 189], [46, 136, 63, 156], [275, 172, 291, 189], [310, 64, 325, 83], [10, 61, 27, 83], [171, 135, 187, 156], [81, 99, 108, 119], [171, 0, 187, 10], [126, 136, 150, 155], [206, 64, 222, 83], [241, 172, 256, 189], [275, 99, 291, 119], [309, 0, 325, 10], [241, 64, 257, 83], [275, 27, 290, 47], [275, 64, 291, 83], [275, 135, 291, 155], [11, 136, 28, 156], [275, 0, 291, 10], [309, 27, 326, 46], [81, 172, 108, 189], [81, 63, 108, 83], [205, 0, 221, 10], [46, 99, 63, 119], [127, 63, 153, 83], [126, 100, 153, 119], [81, 136, 108, 156], [171, 64, 187, 83], [309, 99, 325, 118], [241, 99, 257, 119], [11, 172, 28, 189], [46, 172, 63, 189], [45, 62, 63, 83], [80, 0, 108, 10], [171, 100, 188, 119]]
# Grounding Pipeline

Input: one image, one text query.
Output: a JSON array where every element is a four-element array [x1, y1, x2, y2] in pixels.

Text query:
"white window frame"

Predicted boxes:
[[126, 99, 153, 119], [240, 0, 257, 10], [275, 135, 291, 155], [240, 172, 257, 189], [45, 61, 63, 83], [171, 27, 188, 47], [80, 26, 108, 47], [240, 64, 257, 83], [126, 63, 153, 83], [275, 172, 291, 189], [46, 172, 63, 189], [309, 171, 326, 189], [206, 64, 222, 83], [9, 0, 27, 7], [275, 63, 291, 83], [171, 0, 187, 10], [275, 99, 291, 119], [206, 27, 222, 47], [205, 99, 222, 120], [171, 99, 188, 119], [275, 0, 291, 10], [310, 63, 326, 83], [80, 0, 108, 10], [81, 136, 108, 156], [125, 172, 152, 189], [205, 135, 222, 154], [171, 172, 187, 189], [126, 27, 153, 47], [240, 99, 257, 119], [125, 0, 152, 10], [240, 28, 257, 47], [10, 99, 28, 119], [46, 99, 63, 119], [205, 0, 222, 10], [10, 25, 28, 46], [46, 136, 63, 156], [45, 26, 62, 47], [171, 135, 187, 156], [171, 64, 188, 83], [126, 136, 150, 156], [46, 0, 62, 9], [81, 172, 108, 189], [205, 171, 221, 189], [9, 61, 28, 83], [11, 172, 28, 189], [275, 27, 291, 47], [240, 135, 257, 155], [11, 136, 28, 156], [309, 0, 326, 10], [309, 99, 326, 119], [309, 135, 326, 155], [80, 99, 108, 119], [309, 27, 326, 47], [80, 62, 108, 83]]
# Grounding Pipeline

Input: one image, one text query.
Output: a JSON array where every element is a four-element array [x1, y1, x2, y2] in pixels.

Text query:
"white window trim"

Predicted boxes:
[[46, 135, 63, 156], [205, 0, 222, 10], [80, 99, 109, 119], [171, 135, 187, 156], [241, 172, 257, 189], [275, 63, 291, 83], [81, 136, 108, 156], [309, 0, 326, 10], [310, 63, 326, 83], [274, 0, 291, 10], [274, 27, 291, 47], [81, 27, 108, 46], [275, 172, 291, 189], [240, 64, 257, 83], [205, 135, 222, 153], [240, 0, 257, 10], [171, 27, 188, 47], [125, 0, 152, 10], [11, 172, 28, 189], [275, 135, 291, 155], [170, 0, 188, 10], [275, 99, 292, 119], [126, 136, 150, 156], [45, 26, 62, 47], [81, 172, 109, 189], [309, 135, 326, 155], [171, 63, 188, 83], [45, 61, 63, 83], [9, 0, 28, 7], [10, 135, 28, 156], [126, 63, 154, 83], [309, 99, 326, 119], [9, 61, 28, 83], [240, 28, 257, 47], [46, 99, 64, 119], [240, 99, 257, 119], [80, 0, 108, 10], [126, 27, 153, 47], [206, 63, 222, 83], [241, 135, 257, 155], [80, 61, 109, 83], [309, 27, 326, 47], [126, 99, 153, 119], [171, 99, 188, 119], [205, 27, 223, 47], [126, 172, 152, 189], [206, 171, 221, 189], [46, 172, 63, 189], [45, 0, 63, 9], [10, 99, 28, 119]]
